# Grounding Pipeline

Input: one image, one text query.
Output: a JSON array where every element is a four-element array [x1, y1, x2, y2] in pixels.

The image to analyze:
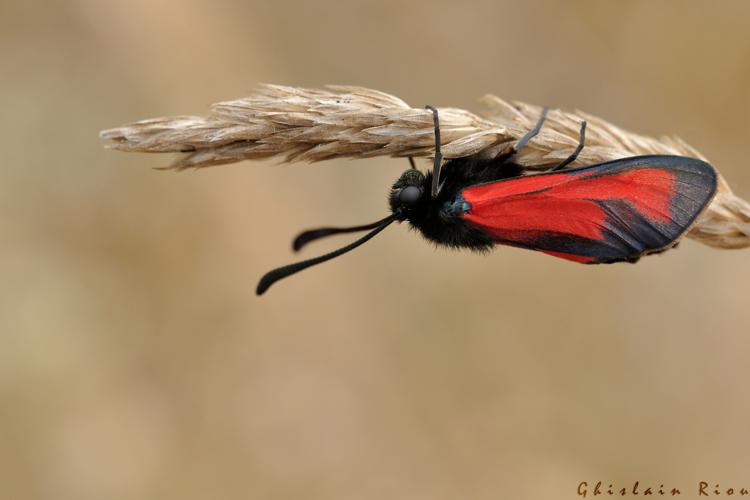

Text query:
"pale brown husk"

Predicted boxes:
[[100, 84, 750, 249]]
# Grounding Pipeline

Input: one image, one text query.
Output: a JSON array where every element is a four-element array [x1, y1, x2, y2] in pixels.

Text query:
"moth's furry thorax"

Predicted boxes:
[[386, 154, 524, 251]]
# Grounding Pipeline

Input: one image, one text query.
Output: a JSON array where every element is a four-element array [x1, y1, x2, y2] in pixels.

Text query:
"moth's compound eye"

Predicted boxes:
[[399, 185, 422, 206]]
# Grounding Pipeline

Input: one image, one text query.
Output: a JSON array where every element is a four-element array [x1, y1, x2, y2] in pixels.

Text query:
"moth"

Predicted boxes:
[[256, 106, 718, 295]]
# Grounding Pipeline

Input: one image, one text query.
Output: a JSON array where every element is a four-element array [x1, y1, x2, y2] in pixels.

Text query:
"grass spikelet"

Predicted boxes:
[[100, 84, 750, 249]]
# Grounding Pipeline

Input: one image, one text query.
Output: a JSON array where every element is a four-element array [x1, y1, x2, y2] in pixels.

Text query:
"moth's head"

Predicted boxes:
[[389, 169, 427, 219]]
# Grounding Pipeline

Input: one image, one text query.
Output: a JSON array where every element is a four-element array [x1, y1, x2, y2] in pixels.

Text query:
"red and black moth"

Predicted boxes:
[[256, 107, 718, 295]]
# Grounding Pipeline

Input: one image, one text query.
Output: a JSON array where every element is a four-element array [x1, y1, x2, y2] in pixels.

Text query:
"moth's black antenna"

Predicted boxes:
[[408, 156, 417, 170], [257, 214, 398, 295], [551, 120, 587, 171], [293, 215, 395, 252], [425, 105, 443, 198], [515, 106, 549, 151]]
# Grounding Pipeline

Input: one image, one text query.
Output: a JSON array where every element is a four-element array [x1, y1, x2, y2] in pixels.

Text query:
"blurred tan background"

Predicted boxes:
[[3, 1, 750, 499]]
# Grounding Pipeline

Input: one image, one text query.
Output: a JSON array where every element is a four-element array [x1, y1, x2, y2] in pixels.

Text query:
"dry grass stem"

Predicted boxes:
[[100, 84, 750, 249]]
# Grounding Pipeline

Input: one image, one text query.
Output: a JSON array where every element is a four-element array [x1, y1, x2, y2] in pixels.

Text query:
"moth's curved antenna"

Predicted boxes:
[[257, 213, 399, 295], [425, 105, 443, 198], [292, 216, 393, 252]]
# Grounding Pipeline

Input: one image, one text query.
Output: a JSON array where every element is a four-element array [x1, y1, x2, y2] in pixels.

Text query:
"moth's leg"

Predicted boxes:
[[514, 107, 549, 151], [474, 107, 548, 183], [551, 120, 587, 171], [408, 157, 416, 170], [425, 105, 444, 198]]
